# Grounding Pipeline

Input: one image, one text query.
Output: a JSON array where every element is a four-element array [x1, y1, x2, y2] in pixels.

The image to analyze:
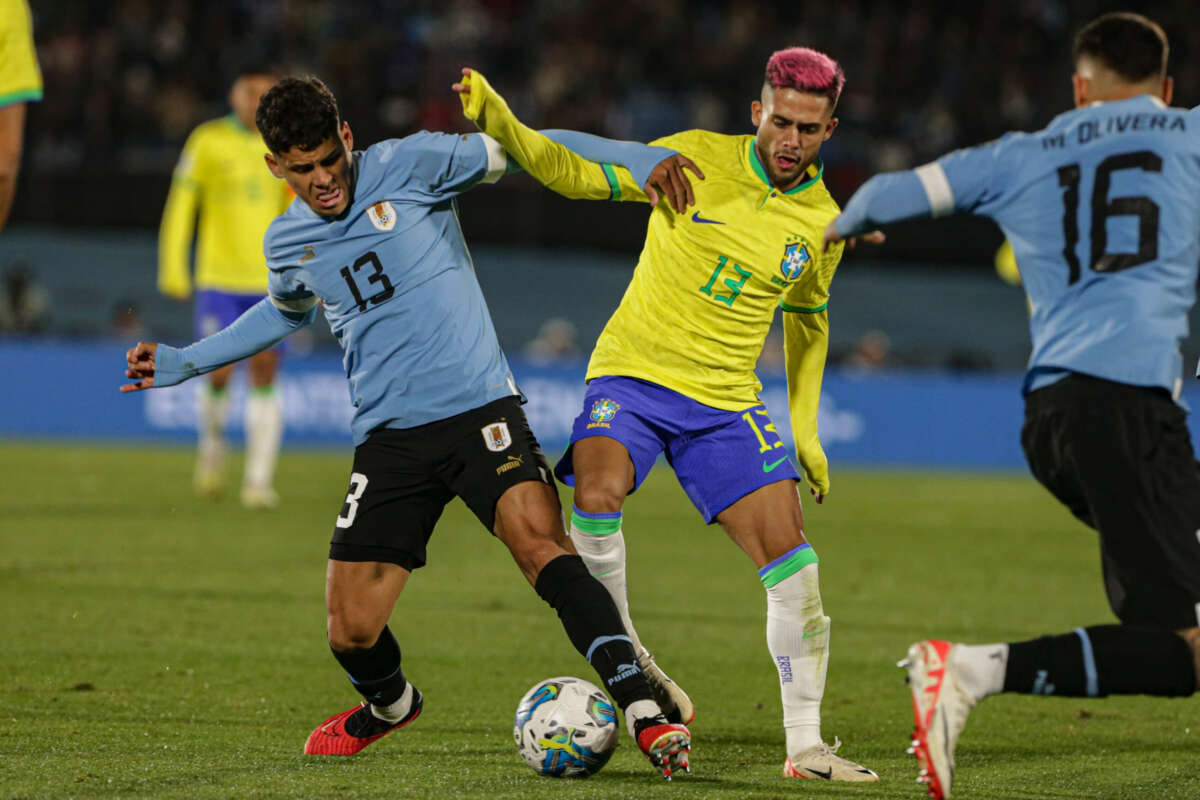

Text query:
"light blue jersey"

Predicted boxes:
[[837, 95, 1200, 400], [148, 129, 677, 444], [262, 132, 515, 443]]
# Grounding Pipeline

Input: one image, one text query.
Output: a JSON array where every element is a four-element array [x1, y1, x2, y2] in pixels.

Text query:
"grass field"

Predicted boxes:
[[3, 442, 1198, 799]]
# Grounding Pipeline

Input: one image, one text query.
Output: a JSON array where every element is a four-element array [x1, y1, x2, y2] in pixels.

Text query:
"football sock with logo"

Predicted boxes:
[[760, 544, 828, 755], [534, 554, 654, 711], [244, 386, 282, 491], [331, 625, 411, 717], [1002, 625, 1196, 698], [569, 507, 647, 654]]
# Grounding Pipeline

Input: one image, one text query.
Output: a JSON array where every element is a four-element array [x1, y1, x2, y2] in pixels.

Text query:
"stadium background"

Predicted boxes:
[[7, 4, 1200, 798], [4, 0, 1200, 465]]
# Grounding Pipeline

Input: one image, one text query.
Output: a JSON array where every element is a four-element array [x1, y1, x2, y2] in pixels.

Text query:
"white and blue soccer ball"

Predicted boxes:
[[513, 676, 619, 778]]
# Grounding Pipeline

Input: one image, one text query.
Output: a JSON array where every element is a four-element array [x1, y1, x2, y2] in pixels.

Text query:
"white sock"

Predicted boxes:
[[623, 698, 661, 738], [949, 643, 1008, 703], [197, 384, 229, 469], [568, 508, 647, 655], [765, 560, 828, 755], [370, 682, 413, 722], [244, 387, 282, 490]]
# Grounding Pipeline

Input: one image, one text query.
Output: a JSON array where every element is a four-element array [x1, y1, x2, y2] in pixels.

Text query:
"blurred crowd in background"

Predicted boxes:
[[8, 0, 1200, 371], [26, 0, 1200, 197]]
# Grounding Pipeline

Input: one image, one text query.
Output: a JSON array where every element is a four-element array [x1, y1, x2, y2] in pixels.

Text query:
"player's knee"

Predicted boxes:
[[573, 476, 628, 514], [326, 616, 382, 653]]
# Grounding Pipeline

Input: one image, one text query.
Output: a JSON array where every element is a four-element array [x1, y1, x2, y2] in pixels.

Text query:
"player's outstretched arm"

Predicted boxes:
[[119, 296, 315, 393], [453, 68, 701, 212], [783, 304, 832, 503], [539, 129, 704, 212], [822, 169, 929, 251], [823, 137, 1016, 252]]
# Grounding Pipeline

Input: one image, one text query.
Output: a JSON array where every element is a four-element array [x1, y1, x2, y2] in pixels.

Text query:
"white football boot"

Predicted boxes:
[[637, 650, 695, 724], [783, 737, 879, 782], [899, 640, 977, 799]]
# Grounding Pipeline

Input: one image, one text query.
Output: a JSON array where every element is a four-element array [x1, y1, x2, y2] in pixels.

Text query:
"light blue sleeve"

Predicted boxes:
[[152, 298, 315, 388], [834, 171, 933, 237], [386, 132, 491, 200], [836, 136, 1016, 237], [539, 129, 678, 191]]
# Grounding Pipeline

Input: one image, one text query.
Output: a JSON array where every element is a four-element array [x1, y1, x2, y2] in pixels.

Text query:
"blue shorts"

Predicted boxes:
[[195, 289, 286, 354], [554, 376, 801, 522]]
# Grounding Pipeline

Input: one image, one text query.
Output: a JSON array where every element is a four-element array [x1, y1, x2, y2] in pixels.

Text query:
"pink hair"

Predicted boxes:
[[765, 47, 845, 106]]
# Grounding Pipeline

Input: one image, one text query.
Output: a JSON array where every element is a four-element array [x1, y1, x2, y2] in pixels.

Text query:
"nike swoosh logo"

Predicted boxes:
[[762, 456, 788, 473], [691, 210, 725, 225], [805, 766, 833, 780], [802, 625, 829, 639]]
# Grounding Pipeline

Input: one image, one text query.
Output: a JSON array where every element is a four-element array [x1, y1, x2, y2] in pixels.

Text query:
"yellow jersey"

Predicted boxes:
[[458, 70, 843, 494], [587, 129, 842, 410], [0, 0, 42, 108], [158, 116, 292, 297]]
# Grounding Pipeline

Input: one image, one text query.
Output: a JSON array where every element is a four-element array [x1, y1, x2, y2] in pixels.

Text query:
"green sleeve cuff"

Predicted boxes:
[[600, 163, 621, 201], [0, 88, 43, 108], [780, 300, 828, 313]]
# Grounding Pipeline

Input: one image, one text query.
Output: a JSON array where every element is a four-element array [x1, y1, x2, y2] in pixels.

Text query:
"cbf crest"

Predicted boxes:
[[587, 398, 620, 429], [779, 235, 813, 281], [367, 200, 397, 232], [482, 421, 512, 452]]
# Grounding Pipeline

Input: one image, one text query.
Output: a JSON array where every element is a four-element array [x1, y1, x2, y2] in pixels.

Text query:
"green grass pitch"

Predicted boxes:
[[2, 442, 1197, 799]]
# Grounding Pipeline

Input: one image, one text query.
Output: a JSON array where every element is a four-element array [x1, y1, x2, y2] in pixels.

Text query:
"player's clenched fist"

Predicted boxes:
[[121, 341, 159, 393]]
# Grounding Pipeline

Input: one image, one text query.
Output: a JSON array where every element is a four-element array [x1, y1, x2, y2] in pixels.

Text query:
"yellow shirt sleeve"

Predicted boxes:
[[780, 243, 842, 495], [0, 0, 42, 107], [157, 130, 203, 299], [459, 70, 634, 202]]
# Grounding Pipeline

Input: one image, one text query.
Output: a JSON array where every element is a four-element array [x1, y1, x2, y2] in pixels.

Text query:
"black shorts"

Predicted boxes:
[[329, 396, 554, 570], [1021, 373, 1200, 629]]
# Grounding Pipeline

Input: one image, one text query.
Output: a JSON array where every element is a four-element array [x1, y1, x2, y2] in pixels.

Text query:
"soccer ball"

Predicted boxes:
[[513, 676, 619, 777]]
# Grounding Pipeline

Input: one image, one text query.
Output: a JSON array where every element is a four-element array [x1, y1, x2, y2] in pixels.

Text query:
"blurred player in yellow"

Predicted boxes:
[[158, 65, 292, 508], [0, 0, 42, 235], [457, 48, 880, 781]]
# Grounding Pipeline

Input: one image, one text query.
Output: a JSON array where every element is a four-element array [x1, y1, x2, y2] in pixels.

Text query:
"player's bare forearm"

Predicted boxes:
[[0, 102, 26, 234]]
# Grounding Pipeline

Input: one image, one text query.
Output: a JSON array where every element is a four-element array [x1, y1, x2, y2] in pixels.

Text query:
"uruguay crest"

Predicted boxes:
[[780, 238, 813, 281], [367, 200, 397, 231], [482, 421, 512, 452], [590, 399, 620, 423]]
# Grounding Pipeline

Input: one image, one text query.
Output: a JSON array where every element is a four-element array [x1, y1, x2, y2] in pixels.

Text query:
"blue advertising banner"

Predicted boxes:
[[4, 340, 1198, 470]]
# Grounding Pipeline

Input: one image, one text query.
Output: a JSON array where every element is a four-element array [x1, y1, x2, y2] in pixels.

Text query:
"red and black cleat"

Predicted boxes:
[[634, 718, 691, 780], [304, 687, 423, 756]]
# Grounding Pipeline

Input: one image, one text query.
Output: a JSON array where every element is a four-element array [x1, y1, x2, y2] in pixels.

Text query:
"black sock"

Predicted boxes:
[[1003, 625, 1195, 698], [534, 554, 654, 710], [331, 625, 408, 706]]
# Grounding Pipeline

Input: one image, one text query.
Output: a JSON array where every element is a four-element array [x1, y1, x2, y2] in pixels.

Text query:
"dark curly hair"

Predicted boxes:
[[256, 76, 341, 154], [1073, 13, 1168, 84]]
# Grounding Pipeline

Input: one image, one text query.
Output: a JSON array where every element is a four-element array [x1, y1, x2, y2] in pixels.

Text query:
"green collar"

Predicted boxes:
[[226, 114, 252, 134], [748, 140, 823, 195]]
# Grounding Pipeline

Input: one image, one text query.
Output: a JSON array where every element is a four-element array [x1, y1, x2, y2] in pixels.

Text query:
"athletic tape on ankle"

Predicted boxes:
[[758, 544, 818, 589], [571, 506, 622, 535]]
